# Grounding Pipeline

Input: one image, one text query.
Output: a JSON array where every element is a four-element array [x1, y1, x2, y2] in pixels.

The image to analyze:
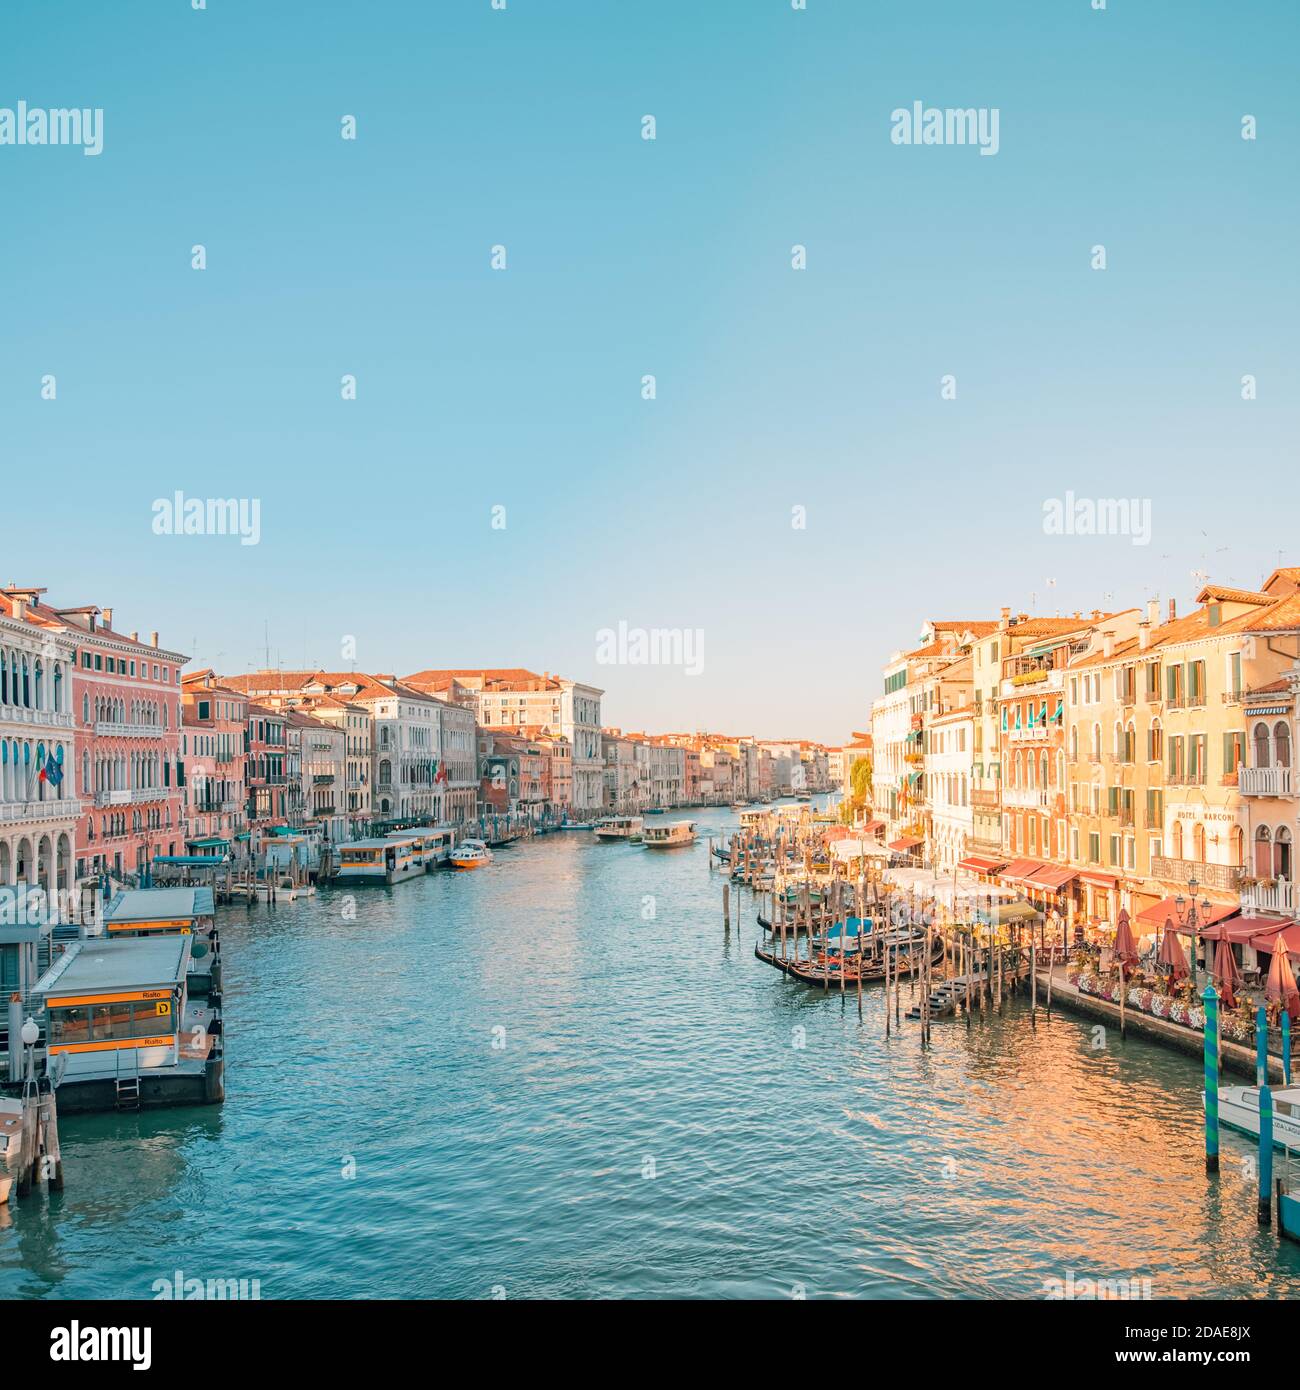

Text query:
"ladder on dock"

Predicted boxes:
[[114, 1050, 141, 1110]]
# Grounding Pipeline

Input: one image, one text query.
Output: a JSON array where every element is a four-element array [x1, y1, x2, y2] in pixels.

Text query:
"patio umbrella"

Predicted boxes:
[[1212, 937, 1240, 1010], [1159, 926, 1190, 981], [1265, 944, 1300, 1024], [1113, 908, 1139, 977]]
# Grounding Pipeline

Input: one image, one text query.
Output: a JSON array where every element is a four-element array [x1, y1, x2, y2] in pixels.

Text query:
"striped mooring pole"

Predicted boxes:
[[1284, 1011, 1293, 1086], [1257, 1006, 1273, 1226], [1203, 984, 1219, 1176]]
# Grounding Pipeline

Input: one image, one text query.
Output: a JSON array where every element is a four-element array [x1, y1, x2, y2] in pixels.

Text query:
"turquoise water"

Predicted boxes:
[[4, 805, 1300, 1299]]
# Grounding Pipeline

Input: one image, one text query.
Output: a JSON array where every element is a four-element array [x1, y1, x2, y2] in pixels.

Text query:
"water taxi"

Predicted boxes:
[[642, 821, 696, 849], [386, 826, 457, 870], [594, 815, 643, 842], [1211, 1084, 1300, 1148], [450, 839, 493, 870], [334, 837, 424, 885]]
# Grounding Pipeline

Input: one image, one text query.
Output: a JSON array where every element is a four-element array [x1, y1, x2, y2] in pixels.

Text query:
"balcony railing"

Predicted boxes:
[[1242, 879, 1297, 917], [312, 774, 335, 786], [0, 706, 74, 729], [1150, 857, 1243, 892], [0, 798, 82, 825], [1239, 765, 1292, 797], [94, 720, 164, 739], [971, 789, 999, 808], [1002, 786, 1049, 809], [94, 787, 170, 807], [1008, 726, 1050, 743]]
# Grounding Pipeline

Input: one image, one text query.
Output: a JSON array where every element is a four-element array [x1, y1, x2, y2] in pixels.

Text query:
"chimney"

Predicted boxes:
[[151, 631, 159, 647], [1103, 632, 1114, 658], [999, 606, 1011, 628], [130, 631, 139, 643], [102, 606, 114, 628], [1168, 598, 1176, 622], [1138, 622, 1150, 651], [13, 597, 27, 622], [1091, 609, 1102, 621]]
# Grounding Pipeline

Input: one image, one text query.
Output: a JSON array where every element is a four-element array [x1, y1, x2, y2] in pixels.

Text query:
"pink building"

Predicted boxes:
[[3, 594, 187, 888], [182, 671, 250, 861]]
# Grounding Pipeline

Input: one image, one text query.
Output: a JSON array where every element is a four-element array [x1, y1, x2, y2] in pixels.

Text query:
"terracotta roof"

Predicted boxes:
[[1194, 584, 1272, 606], [1240, 593, 1300, 634], [931, 620, 998, 637]]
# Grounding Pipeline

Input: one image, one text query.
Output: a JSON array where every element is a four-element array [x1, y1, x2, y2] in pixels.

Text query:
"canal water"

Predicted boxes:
[[5, 805, 1300, 1299]]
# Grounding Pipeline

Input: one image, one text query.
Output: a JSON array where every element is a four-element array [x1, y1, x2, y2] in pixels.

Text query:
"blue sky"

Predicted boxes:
[[2, 1, 1296, 742]]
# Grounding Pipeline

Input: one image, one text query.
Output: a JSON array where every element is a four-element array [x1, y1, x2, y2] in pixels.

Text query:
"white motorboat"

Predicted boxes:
[[1209, 1083, 1300, 1148]]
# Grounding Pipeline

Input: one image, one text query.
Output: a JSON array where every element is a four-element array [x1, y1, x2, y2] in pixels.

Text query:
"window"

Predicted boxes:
[[1088, 832, 1101, 864], [1223, 731, 1244, 778], [1276, 722, 1292, 768], [1148, 719, 1163, 763]]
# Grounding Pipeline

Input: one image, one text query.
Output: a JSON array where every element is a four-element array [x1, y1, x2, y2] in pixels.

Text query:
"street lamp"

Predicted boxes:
[[1173, 875, 1212, 989], [21, 1015, 38, 1089]]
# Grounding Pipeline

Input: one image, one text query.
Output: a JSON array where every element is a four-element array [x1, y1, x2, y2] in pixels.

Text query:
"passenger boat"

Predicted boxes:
[[642, 821, 696, 849], [387, 826, 456, 870], [1210, 1084, 1300, 1148], [334, 837, 424, 885], [449, 839, 493, 870], [594, 815, 643, 842], [729, 801, 747, 810], [644, 808, 666, 816]]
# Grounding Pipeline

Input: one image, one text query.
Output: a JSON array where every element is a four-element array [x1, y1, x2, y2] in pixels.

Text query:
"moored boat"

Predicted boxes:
[[450, 839, 493, 870], [1210, 1084, 1300, 1148], [334, 837, 424, 885]]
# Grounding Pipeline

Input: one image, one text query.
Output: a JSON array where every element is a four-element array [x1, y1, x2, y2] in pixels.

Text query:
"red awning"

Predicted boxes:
[[1079, 870, 1119, 889], [958, 855, 1006, 874], [999, 858, 1043, 884], [862, 819, 885, 833], [1201, 915, 1278, 943], [1022, 865, 1078, 893], [1249, 921, 1300, 954], [1137, 896, 1238, 931], [889, 836, 923, 852]]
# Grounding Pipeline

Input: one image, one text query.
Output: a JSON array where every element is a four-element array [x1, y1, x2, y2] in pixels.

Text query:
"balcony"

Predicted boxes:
[[94, 720, 163, 739], [1150, 857, 1243, 893], [1239, 765, 1292, 798], [1008, 725, 1050, 743], [312, 774, 335, 786], [1002, 786, 1049, 809], [971, 789, 999, 809], [0, 706, 74, 730], [1242, 879, 1297, 917], [94, 787, 170, 807], [0, 798, 82, 825], [194, 799, 237, 814], [1000, 668, 1064, 698]]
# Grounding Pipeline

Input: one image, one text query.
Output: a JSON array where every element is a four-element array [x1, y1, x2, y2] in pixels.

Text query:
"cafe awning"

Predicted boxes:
[[999, 858, 1043, 884], [888, 836, 923, 852], [958, 855, 1006, 874], [862, 819, 885, 833], [185, 837, 229, 849], [1079, 870, 1118, 889], [1022, 865, 1078, 893], [1248, 921, 1300, 955], [1137, 896, 1238, 932]]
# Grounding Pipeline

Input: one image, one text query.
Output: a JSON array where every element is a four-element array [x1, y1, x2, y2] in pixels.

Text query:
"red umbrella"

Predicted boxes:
[[1265, 944, 1300, 1023], [1159, 926, 1189, 981], [1212, 937, 1241, 1010], [1113, 908, 1139, 977]]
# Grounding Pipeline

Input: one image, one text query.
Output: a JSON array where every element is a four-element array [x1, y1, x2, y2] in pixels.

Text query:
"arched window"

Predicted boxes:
[[1231, 825, 1245, 868], [1275, 721, 1292, 769], [1070, 725, 1078, 760], [1255, 826, 1273, 878], [52, 664, 62, 712], [1278, 826, 1293, 882], [1091, 724, 1101, 761], [1173, 821, 1184, 859], [1149, 718, 1163, 763], [1254, 722, 1272, 769], [1192, 822, 1206, 862]]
